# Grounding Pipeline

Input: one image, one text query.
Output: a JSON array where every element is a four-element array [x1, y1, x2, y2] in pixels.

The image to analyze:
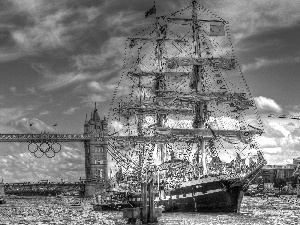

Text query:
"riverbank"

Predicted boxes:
[[0, 196, 299, 224]]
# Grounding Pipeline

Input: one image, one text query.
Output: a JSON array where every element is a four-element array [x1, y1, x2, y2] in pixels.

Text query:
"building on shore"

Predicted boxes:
[[256, 164, 296, 184]]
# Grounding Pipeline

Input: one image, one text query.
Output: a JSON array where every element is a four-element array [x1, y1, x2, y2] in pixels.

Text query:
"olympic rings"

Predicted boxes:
[[27, 140, 61, 158]]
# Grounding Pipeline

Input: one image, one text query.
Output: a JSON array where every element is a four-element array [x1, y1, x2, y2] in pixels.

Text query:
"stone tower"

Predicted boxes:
[[84, 103, 108, 196]]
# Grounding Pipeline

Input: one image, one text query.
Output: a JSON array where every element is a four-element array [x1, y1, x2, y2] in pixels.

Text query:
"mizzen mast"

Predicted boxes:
[[155, 17, 167, 164]]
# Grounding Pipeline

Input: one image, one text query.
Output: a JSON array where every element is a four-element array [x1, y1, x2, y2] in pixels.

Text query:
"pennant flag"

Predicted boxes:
[[219, 58, 236, 69], [209, 23, 225, 36], [145, 5, 156, 18], [159, 24, 167, 37]]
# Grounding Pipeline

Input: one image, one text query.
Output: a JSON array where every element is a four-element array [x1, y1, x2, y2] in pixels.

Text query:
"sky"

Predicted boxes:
[[0, 0, 300, 183]]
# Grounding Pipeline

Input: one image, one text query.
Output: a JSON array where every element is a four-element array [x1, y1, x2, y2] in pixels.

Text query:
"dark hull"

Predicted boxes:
[[93, 203, 132, 211], [128, 176, 244, 213]]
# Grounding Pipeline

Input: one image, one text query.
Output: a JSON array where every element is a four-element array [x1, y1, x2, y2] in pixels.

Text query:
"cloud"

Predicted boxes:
[[88, 81, 103, 92], [242, 58, 283, 72], [104, 10, 145, 35], [2, 0, 103, 63], [41, 72, 91, 91], [242, 57, 299, 72], [257, 136, 278, 148], [39, 111, 49, 116], [8, 0, 47, 16], [73, 37, 125, 72], [87, 81, 118, 92], [10, 9, 74, 52], [81, 93, 107, 105], [0, 107, 31, 132], [9, 86, 16, 93], [261, 147, 282, 154], [26, 87, 37, 95], [32, 62, 119, 92], [63, 107, 78, 115], [254, 96, 282, 113], [262, 120, 290, 138], [0, 143, 85, 183], [0, 48, 29, 63], [211, 0, 300, 43], [255, 113, 300, 164]]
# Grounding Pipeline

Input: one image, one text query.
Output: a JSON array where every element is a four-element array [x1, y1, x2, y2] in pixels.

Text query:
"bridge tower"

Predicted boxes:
[[84, 103, 109, 197]]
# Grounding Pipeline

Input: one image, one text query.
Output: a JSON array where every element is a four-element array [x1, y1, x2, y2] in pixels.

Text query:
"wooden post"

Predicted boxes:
[[236, 189, 244, 213], [148, 180, 155, 223], [141, 182, 148, 224], [297, 184, 300, 198]]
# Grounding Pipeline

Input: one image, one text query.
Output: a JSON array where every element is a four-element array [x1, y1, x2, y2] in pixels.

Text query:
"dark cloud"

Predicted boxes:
[[237, 23, 300, 58]]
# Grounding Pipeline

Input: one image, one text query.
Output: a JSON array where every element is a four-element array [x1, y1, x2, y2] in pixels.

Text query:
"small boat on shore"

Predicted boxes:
[[92, 191, 132, 211], [93, 202, 132, 211], [69, 201, 82, 208]]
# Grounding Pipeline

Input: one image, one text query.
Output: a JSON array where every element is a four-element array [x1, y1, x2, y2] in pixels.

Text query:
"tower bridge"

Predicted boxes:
[[0, 105, 110, 197]]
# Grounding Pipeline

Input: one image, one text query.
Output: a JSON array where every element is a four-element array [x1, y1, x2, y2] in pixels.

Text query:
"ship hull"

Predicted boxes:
[[127, 176, 244, 213]]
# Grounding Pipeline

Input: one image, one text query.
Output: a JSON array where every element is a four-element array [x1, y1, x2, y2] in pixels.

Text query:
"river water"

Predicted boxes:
[[0, 196, 299, 224]]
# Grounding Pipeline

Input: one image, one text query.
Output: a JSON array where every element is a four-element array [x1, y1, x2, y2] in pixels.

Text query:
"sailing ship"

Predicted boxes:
[[108, 0, 267, 212]]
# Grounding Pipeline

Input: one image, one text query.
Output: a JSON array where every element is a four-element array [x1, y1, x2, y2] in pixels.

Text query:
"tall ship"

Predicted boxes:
[[107, 0, 267, 212]]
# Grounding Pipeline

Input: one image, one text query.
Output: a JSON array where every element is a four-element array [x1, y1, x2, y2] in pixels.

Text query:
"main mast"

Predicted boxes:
[[191, 0, 208, 176]]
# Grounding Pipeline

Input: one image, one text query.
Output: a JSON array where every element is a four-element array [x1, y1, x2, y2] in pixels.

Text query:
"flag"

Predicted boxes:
[[159, 24, 167, 37], [220, 58, 236, 70], [166, 58, 179, 69], [145, 5, 156, 18], [240, 130, 252, 144], [209, 23, 225, 36]]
